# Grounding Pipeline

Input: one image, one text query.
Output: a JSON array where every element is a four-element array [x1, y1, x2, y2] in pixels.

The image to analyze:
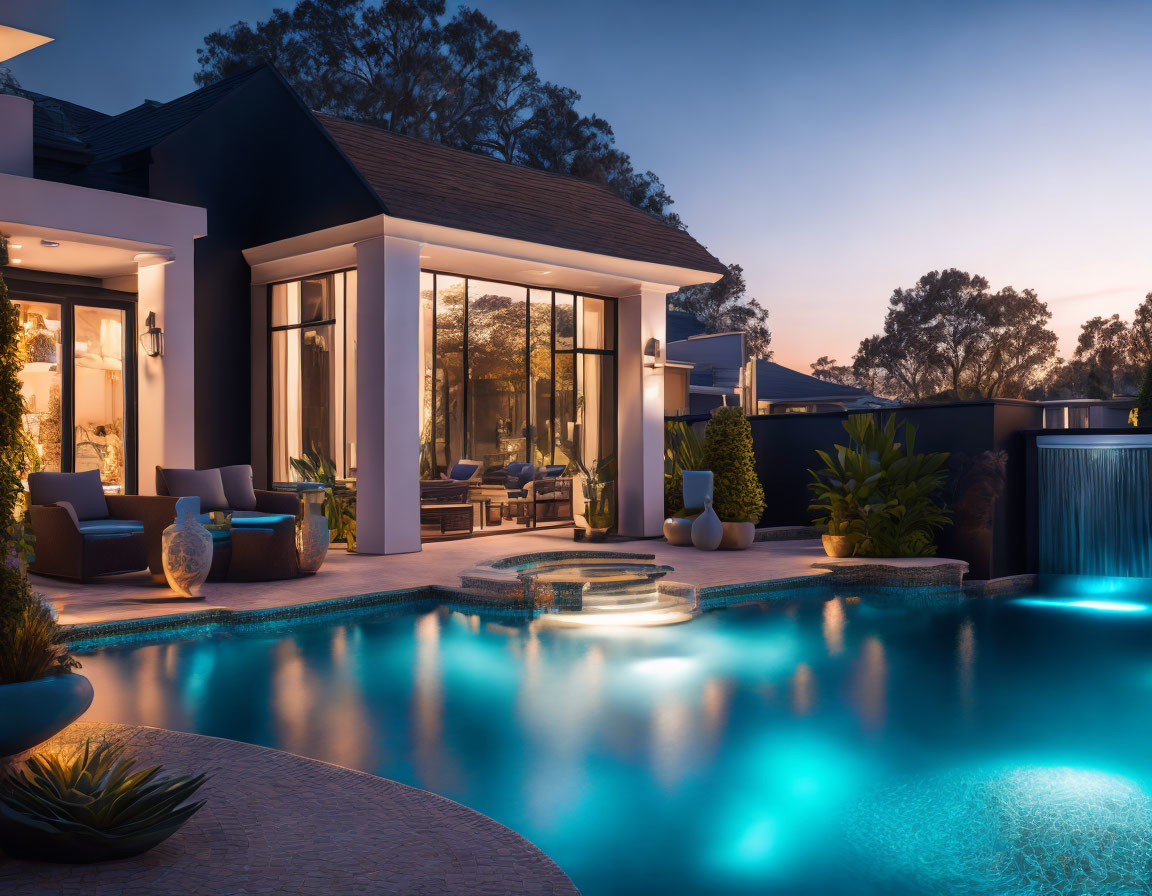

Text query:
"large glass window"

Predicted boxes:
[[14, 296, 133, 492], [467, 280, 527, 469], [270, 271, 354, 483], [419, 272, 616, 477]]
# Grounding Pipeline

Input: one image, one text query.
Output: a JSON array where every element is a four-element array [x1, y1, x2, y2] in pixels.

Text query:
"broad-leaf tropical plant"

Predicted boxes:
[[808, 415, 951, 557], [0, 738, 208, 863], [289, 447, 356, 551], [664, 419, 704, 516], [571, 453, 615, 531]]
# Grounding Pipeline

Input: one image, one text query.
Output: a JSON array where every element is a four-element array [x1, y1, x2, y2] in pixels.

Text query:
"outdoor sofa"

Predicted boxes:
[[156, 465, 301, 580]]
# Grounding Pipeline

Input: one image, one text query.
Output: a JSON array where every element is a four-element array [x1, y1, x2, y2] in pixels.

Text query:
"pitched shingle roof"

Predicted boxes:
[[316, 113, 726, 276], [81, 68, 264, 162]]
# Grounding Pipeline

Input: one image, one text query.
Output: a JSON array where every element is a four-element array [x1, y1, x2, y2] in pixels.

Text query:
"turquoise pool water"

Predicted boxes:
[[75, 588, 1152, 895]]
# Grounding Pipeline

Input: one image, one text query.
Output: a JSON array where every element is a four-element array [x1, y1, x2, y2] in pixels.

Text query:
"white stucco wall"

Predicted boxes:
[[1, 172, 206, 493]]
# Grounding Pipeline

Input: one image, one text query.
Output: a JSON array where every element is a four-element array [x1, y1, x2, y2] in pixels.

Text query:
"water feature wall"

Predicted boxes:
[[1038, 435, 1152, 578]]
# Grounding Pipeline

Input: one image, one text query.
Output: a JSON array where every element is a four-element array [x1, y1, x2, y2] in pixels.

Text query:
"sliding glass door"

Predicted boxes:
[[15, 295, 134, 493]]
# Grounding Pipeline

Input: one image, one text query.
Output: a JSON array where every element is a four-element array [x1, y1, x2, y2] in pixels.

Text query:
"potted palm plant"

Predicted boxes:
[[572, 455, 615, 541]]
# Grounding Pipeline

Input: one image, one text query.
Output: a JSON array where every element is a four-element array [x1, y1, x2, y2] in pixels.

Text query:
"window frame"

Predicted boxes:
[[266, 268, 355, 485]]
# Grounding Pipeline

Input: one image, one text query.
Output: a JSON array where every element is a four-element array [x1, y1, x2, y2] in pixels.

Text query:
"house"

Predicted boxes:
[[662, 308, 887, 416], [1, 30, 726, 553], [753, 360, 890, 414], [664, 329, 757, 416]]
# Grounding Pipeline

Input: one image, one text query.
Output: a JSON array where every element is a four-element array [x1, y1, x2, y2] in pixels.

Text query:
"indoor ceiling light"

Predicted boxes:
[[9, 258, 21, 264], [40, 240, 60, 248], [9, 243, 22, 249]]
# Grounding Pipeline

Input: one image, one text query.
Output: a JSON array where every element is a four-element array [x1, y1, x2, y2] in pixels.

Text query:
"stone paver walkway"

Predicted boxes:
[[36, 529, 832, 628], [0, 722, 578, 896]]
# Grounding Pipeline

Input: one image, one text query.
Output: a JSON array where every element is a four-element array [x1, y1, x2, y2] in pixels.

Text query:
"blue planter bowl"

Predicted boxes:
[[0, 674, 94, 757]]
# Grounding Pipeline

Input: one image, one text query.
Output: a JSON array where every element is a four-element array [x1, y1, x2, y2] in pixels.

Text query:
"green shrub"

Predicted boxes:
[[0, 738, 208, 863], [808, 415, 951, 557], [703, 407, 765, 523], [1132, 359, 1152, 425], [0, 261, 39, 642]]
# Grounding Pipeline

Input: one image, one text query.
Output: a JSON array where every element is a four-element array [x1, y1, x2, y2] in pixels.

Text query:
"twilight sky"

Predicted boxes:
[[10, 0, 1152, 371]]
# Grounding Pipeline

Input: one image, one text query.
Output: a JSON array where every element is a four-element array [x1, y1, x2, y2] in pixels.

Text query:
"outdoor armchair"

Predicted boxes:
[[27, 470, 153, 582]]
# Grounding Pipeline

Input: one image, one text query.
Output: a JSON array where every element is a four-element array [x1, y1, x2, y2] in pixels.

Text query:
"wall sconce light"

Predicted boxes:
[[140, 311, 164, 357], [644, 337, 664, 369]]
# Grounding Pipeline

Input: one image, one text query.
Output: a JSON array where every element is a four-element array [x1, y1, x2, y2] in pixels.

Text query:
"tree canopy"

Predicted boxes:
[[196, 0, 679, 223], [667, 264, 773, 359], [842, 269, 1058, 401]]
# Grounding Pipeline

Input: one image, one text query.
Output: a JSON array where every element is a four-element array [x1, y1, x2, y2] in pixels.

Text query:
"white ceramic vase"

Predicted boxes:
[[691, 499, 723, 551], [162, 499, 213, 598]]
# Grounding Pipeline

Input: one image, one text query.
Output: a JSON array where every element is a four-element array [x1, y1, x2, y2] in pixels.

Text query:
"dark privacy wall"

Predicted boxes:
[[675, 401, 1044, 579]]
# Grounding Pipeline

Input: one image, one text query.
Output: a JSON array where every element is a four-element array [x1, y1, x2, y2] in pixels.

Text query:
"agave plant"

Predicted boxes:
[[289, 447, 357, 550], [0, 738, 208, 863], [0, 595, 79, 684]]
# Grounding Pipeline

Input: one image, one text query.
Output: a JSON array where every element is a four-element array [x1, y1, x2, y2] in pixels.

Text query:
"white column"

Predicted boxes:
[[616, 283, 667, 537], [135, 246, 195, 494], [354, 235, 422, 554]]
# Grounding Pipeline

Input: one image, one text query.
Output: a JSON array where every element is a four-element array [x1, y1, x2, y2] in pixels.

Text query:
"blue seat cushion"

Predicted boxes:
[[448, 461, 479, 482], [77, 519, 144, 537], [541, 464, 565, 479], [230, 514, 294, 528]]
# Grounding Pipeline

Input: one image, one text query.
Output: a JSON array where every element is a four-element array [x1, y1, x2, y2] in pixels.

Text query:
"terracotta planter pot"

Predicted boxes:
[[719, 521, 755, 550], [663, 517, 694, 546], [0, 674, 93, 757], [821, 534, 856, 558]]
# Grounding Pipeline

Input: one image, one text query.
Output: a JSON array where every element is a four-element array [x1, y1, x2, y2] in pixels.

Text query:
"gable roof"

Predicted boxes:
[[316, 112, 726, 276], [22, 65, 725, 277], [755, 360, 871, 401]]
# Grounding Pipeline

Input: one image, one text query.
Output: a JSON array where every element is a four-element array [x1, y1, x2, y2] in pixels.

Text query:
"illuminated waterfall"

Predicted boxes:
[[1038, 438, 1152, 578]]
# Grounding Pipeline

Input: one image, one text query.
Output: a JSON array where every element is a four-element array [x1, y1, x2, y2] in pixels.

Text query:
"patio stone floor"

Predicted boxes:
[[34, 529, 835, 629], [0, 722, 577, 895]]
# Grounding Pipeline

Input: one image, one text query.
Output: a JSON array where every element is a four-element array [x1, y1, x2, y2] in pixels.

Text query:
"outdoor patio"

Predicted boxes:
[[36, 530, 835, 629]]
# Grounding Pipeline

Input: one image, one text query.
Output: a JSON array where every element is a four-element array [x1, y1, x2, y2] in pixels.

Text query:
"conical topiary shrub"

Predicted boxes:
[[703, 406, 765, 523]]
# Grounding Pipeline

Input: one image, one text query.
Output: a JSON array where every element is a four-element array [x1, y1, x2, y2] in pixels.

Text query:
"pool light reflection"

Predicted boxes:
[[1013, 597, 1150, 614]]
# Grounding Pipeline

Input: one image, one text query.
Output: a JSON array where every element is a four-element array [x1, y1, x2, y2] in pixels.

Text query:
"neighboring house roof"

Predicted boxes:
[[755, 360, 870, 401], [667, 331, 746, 392], [667, 309, 708, 342], [315, 112, 727, 275]]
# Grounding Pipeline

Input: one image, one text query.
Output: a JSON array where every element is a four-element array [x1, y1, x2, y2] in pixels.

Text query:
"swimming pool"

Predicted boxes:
[[74, 588, 1152, 895]]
